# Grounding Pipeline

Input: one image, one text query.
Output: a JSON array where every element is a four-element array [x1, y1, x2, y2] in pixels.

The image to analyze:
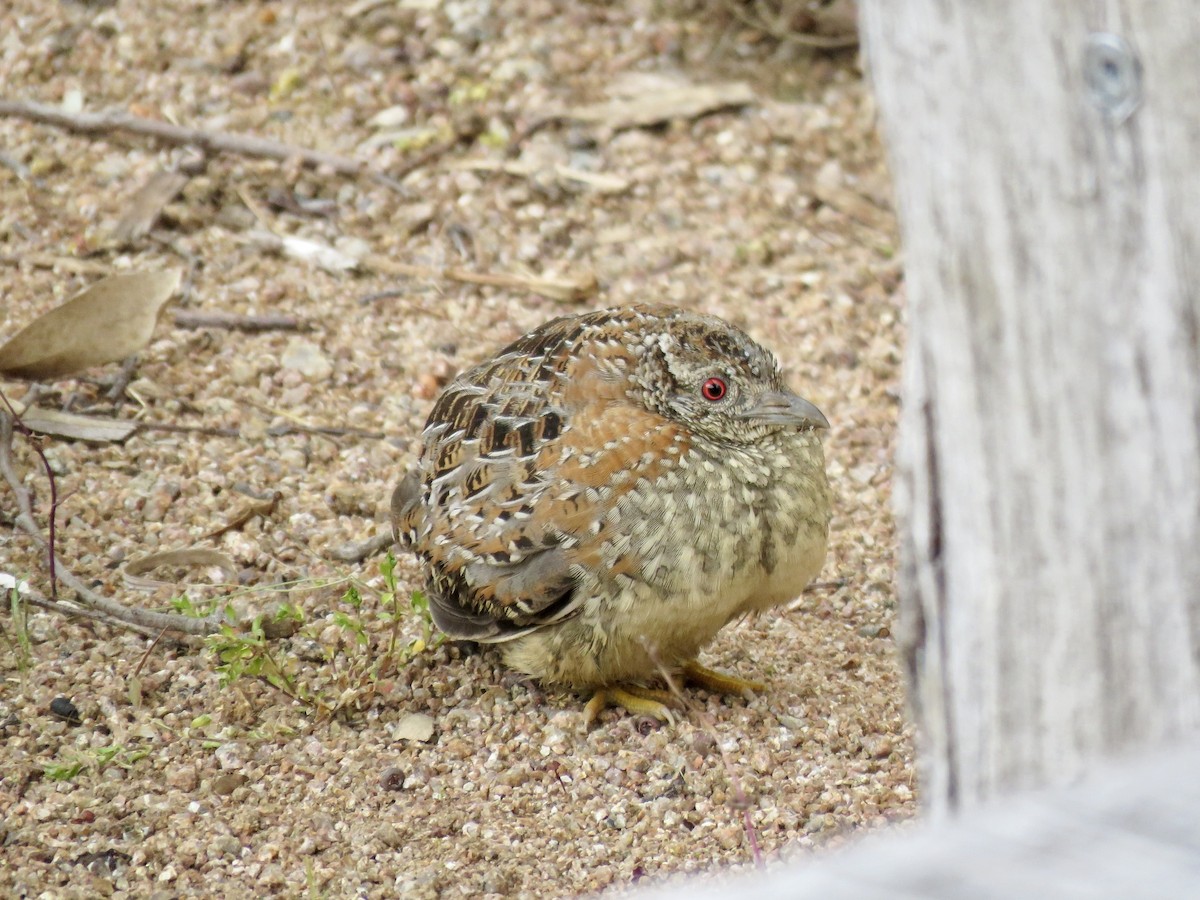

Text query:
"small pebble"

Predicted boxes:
[[377, 823, 405, 849], [211, 773, 247, 796], [280, 338, 333, 381], [691, 732, 717, 757], [167, 764, 200, 793], [379, 766, 406, 791]]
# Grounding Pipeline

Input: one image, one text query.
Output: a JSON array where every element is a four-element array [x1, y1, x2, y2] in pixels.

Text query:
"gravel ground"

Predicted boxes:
[[0, 1, 912, 897]]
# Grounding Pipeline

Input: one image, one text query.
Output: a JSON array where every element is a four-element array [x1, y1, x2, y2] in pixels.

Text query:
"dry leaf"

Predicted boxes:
[[566, 82, 756, 132], [0, 269, 181, 379], [16, 407, 138, 443], [108, 170, 190, 245], [123, 548, 239, 592], [390, 713, 435, 743], [813, 160, 893, 232], [200, 491, 282, 541], [247, 231, 361, 273]]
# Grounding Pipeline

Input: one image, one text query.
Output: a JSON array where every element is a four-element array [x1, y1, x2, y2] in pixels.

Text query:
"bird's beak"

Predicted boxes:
[[741, 390, 829, 429]]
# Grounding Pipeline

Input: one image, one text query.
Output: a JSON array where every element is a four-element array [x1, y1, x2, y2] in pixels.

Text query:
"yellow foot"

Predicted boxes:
[[681, 660, 766, 696], [584, 685, 678, 727]]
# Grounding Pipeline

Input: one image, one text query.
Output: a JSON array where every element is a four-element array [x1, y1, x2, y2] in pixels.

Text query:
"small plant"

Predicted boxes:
[[43, 760, 86, 782], [43, 744, 150, 782], [93, 743, 150, 770], [317, 553, 442, 716], [3, 576, 34, 670], [375, 552, 438, 657], [410, 588, 435, 652], [305, 858, 326, 900], [169, 592, 226, 619], [207, 609, 310, 704], [196, 555, 440, 716], [169, 594, 202, 617]]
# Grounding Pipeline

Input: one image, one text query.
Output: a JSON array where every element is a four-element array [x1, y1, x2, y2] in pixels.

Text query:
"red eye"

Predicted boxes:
[[701, 377, 727, 401]]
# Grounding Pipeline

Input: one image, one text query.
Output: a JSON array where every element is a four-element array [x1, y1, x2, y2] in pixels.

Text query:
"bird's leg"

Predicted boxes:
[[584, 685, 678, 727], [681, 660, 766, 696]]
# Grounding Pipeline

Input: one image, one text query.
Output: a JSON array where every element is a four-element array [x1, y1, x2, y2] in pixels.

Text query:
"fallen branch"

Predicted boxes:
[[0, 407, 224, 637], [0, 98, 405, 191], [20, 587, 169, 640]]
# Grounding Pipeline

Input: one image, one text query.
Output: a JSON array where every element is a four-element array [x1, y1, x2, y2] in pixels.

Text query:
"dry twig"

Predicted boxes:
[[0, 406, 224, 636], [0, 99, 406, 191], [138, 422, 241, 439], [20, 588, 166, 640], [390, 113, 487, 181], [172, 310, 308, 332], [329, 531, 395, 563], [200, 491, 281, 541], [365, 255, 598, 304], [0, 252, 114, 276], [565, 82, 757, 131]]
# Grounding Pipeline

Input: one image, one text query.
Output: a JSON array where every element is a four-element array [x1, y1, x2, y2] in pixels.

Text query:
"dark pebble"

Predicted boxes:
[[50, 697, 81, 725], [379, 766, 406, 791]]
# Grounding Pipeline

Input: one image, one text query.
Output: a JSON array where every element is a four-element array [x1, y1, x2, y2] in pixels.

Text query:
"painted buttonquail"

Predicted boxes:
[[393, 305, 830, 724]]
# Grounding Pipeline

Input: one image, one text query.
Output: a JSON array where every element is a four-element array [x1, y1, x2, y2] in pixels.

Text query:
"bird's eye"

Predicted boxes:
[[701, 377, 727, 401]]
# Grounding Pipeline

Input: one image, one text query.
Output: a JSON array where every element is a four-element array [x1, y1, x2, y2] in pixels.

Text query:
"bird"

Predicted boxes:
[[393, 304, 830, 725]]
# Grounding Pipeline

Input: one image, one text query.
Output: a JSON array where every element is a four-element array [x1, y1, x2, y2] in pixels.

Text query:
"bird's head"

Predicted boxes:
[[629, 308, 829, 446]]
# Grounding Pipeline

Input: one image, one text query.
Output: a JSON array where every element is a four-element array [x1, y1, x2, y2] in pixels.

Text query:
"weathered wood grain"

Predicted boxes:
[[863, 1, 1200, 812]]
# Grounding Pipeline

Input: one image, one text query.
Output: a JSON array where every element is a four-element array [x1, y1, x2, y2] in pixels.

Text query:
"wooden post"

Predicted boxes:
[[860, 1, 1200, 813]]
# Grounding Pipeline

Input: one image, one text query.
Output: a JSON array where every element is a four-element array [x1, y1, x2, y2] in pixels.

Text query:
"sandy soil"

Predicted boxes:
[[0, 1, 911, 896]]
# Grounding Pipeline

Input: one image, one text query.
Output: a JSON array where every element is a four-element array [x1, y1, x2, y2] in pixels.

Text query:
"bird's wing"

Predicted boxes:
[[394, 318, 685, 642]]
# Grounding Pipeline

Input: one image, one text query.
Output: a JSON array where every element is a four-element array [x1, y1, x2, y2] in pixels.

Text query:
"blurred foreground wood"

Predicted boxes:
[[652, 0, 1200, 894], [644, 737, 1200, 898]]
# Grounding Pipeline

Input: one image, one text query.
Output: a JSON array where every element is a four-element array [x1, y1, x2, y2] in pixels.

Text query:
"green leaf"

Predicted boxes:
[[274, 603, 305, 624], [44, 761, 86, 781], [410, 589, 428, 614]]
